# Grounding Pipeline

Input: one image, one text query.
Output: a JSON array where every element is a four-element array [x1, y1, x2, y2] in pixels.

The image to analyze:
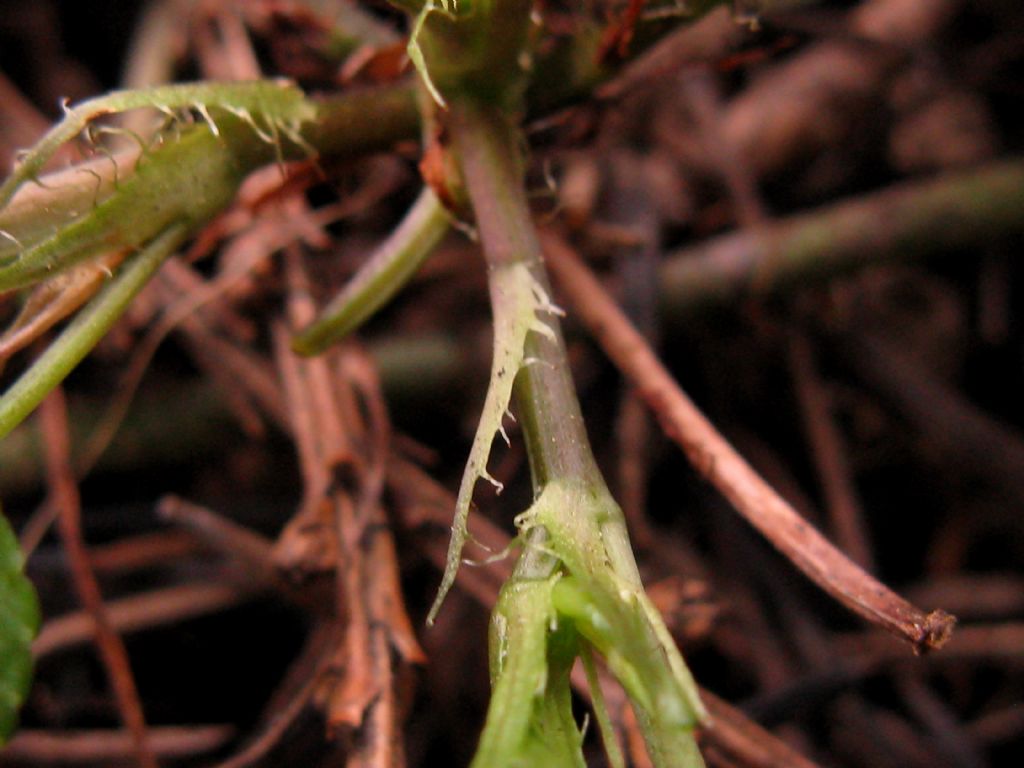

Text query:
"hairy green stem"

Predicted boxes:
[[450, 100, 602, 488], [0, 224, 189, 438], [302, 84, 420, 159], [450, 95, 704, 767]]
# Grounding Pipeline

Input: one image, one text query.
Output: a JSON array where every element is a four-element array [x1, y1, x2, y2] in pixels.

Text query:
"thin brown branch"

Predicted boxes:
[[342, 348, 392, 530], [657, 160, 1024, 316], [88, 530, 202, 574], [715, 39, 898, 185], [541, 231, 955, 653], [174, 325, 270, 438], [351, 623, 402, 768], [361, 472, 424, 667], [282, 248, 352, 469], [156, 495, 277, 583], [327, 491, 377, 736], [76, 226, 281, 472], [272, 321, 335, 571], [154, 495, 336, 615], [597, 7, 756, 103], [597, 0, 648, 61], [39, 390, 158, 768], [0, 71, 50, 153], [194, 2, 263, 81], [270, 249, 417, 764], [18, 500, 62, 559], [33, 581, 258, 659], [0, 255, 125, 370], [698, 688, 822, 768], [1, 726, 234, 764], [339, 466, 418, 765], [119, 0, 191, 93]]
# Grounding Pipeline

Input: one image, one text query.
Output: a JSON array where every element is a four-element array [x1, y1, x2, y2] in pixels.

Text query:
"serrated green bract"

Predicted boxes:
[[0, 508, 40, 744], [0, 79, 316, 210], [427, 261, 563, 624]]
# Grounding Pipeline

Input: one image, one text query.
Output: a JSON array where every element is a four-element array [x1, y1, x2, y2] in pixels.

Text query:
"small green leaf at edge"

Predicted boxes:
[[0, 507, 40, 745]]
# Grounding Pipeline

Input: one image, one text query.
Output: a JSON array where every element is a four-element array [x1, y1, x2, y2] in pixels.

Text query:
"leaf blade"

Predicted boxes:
[[0, 508, 40, 744]]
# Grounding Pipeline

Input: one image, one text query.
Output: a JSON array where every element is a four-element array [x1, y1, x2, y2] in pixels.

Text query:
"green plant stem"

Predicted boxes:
[[0, 0, 748, 235], [450, 99, 602, 489], [12, 156, 1019, 484], [581, 644, 627, 768], [659, 158, 1024, 317], [0, 128, 249, 292], [450, 96, 704, 767], [301, 84, 420, 159], [450, 97, 653, 604], [0, 224, 189, 438], [291, 187, 450, 355]]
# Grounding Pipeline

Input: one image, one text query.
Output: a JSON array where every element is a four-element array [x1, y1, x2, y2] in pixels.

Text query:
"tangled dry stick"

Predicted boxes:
[[1, 725, 234, 763], [39, 390, 157, 768], [540, 231, 955, 654]]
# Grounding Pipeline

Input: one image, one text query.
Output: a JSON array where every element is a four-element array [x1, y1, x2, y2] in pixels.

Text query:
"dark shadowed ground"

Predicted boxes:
[[1, 1, 1023, 766]]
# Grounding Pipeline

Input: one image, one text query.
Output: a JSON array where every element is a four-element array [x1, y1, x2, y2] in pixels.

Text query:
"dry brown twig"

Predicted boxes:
[[33, 581, 257, 659], [266, 249, 422, 765], [38, 389, 157, 768], [87, 529, 201, 573], [698, 689, 821, 768], [597, 6, 756, 103], [154, 495, 337, 617], [540, 231, 956, 653], [192, 0, 263, 81], [1, 726, 234, 764]]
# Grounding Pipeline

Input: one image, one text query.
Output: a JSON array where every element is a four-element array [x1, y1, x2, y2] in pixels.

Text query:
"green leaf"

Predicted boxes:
[[473, 575, 586, 768], [523, 481, 706, 768], [0, 508, 40, 744], [0, 123, 246, 294]]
